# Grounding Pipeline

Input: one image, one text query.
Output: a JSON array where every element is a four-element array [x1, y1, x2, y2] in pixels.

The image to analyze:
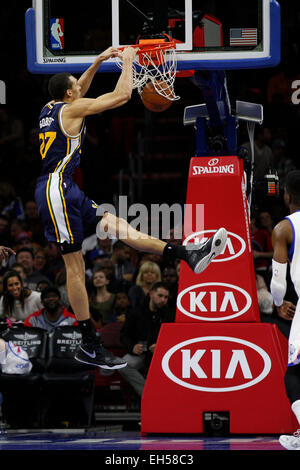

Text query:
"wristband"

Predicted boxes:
[[270, 259, 287, 307]]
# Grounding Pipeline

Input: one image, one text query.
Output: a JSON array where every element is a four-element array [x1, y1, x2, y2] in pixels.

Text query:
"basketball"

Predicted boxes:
[[141, 81, 173, 112]]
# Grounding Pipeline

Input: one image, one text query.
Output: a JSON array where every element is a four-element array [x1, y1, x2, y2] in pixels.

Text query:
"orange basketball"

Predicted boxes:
[[141, 81, 173, 112]]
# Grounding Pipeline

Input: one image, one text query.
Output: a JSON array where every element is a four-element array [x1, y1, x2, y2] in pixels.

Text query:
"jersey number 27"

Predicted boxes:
[[39, 131, 56, 159]]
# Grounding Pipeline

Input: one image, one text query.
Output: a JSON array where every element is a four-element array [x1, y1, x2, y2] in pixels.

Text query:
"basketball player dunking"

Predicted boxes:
[[35, 46, 227, 370], [270, 170, 300, 450]]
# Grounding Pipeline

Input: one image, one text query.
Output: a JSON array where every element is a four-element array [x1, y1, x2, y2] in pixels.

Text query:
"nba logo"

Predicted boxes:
[[50, 18, 64, 50]]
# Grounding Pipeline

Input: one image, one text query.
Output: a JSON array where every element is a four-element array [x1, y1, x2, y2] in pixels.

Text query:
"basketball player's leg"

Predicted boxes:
[[118, 353, 146, 397], [35, 181, 126, 370], [98, 212, 227, 274], [287, 297, 300, 366], [61, 248, 127, 370], [62, 250, 90, 322], [279, 364, 300, 450], [279, 294, 300, 449]]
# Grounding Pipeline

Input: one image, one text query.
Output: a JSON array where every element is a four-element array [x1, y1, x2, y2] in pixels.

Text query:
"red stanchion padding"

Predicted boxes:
[[141, 323, 296, 435], [176, 156, 260, 323]]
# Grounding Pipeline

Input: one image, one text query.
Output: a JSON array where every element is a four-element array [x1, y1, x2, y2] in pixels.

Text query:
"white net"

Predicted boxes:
[[116, 46, 180, 101]]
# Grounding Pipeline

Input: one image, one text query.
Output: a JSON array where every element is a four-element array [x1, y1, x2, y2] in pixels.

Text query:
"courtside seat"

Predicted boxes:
[[0, 321, 10, 334], [0, 325, 48, 374], [94, 322, 138, 411], [94, 322, 127, 409], [0, 326, 48, 427], [40, 326, 96, 427], [99, 322, 125, 352]]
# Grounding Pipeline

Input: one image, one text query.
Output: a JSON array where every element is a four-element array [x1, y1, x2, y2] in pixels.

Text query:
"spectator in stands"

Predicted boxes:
[[15, 231, 33, 249], [33, 248, 48, 275], [10, 262, 26, 282], [0, 246, 15, 264], [36, 280, 51, 292], [272, 138, 287, 169], [175, 259, 181, 278], [16, 247, 52, 291], [267, 61, 300, 104], [256, 273, 274, 315], [23, 200, 45, 246], [162, 265, 179, 312], [0, 106, 24, 181], [35, 246, 63, 290], [259, 210, 275, 236], [93, 258, 126, 293], [88, 268, 116, 328], [54, 269, 71, 309], [273, 139, 297, 190], [137, 252, 163, 269], [82, 233, 113, 266], [0, 269, 42, 322], [128, 261, 161, 309], [0, 215, 12, 248], [0, 106, 24, 152], [0, 272, 4, 297], [110, 240, 135, 283], [119, 282, 173, 397], [43, 242, 64, 283], [17, 128, 42, 200], [250, 214, 273, 284], [24, 286, 77, 332], [110, 292, 131, 323], [85, 250, 109, 278], [15, 231, 41, 253], [242, 126, 274, 182], [0, 183, 25, 222], [9, 219, 25, 251]]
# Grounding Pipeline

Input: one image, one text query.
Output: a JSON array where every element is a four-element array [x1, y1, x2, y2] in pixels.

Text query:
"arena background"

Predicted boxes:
[[0, 1, 299, 218]]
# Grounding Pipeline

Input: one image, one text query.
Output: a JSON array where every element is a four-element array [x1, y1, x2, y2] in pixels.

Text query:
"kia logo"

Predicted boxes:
[[162, 336, 271, 392], [208, 158, 219, 166], [177, 282, 252, 321], [183, 230, 246, 262]]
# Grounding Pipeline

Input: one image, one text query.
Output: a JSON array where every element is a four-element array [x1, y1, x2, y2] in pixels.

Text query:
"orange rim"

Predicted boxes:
[[117, 34, 177, 67], [118, 34, 176, 56]]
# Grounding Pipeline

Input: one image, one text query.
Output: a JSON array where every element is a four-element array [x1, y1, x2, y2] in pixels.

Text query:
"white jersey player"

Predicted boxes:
[[270, 170, 300, 450]]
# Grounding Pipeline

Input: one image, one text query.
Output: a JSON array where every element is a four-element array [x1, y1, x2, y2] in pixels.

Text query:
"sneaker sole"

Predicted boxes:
[[74, 355, 128, 370], [288, 354, 300, 367], [193, 228, 227, 274], [279, 435, 300, 450]]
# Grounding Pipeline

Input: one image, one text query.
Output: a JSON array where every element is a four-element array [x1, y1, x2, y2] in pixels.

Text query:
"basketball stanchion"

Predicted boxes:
[[139, 46, 296, 438], [141, 152, 296, 435]]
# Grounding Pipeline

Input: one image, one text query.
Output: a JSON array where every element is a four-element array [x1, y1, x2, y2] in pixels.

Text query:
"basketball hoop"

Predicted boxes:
[[116, 35, 180, 102]]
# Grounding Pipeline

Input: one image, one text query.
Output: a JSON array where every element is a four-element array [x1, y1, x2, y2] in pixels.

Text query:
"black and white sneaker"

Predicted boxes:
[[279, 430, 300, 450], [185, 227, 227, 274], [74, 341, 127, 370]]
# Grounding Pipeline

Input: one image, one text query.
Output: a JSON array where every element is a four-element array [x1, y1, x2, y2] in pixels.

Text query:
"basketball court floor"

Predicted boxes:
[[0, 430, 293, 469], [0, 428, 287, 451]]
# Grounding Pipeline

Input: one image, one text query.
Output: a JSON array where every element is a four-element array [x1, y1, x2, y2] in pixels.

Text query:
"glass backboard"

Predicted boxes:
[[26, 0, 280, 73]]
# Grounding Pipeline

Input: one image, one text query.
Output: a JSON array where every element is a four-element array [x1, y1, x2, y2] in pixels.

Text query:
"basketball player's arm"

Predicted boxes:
[[272, 220, 290, 264], [0, 246, 15, 263], [270, 220, 295, 318], [78, 47, 120, 98], [69, 47, 136, 117]]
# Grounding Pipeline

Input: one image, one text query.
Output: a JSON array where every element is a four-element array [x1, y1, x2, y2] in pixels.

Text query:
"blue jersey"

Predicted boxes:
[[35, 101, 97, 249], [38, 101, 86, 178]]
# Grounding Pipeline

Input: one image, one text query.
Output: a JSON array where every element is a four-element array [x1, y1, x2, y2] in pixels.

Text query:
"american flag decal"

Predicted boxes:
[[230, 28, 257, 46]]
